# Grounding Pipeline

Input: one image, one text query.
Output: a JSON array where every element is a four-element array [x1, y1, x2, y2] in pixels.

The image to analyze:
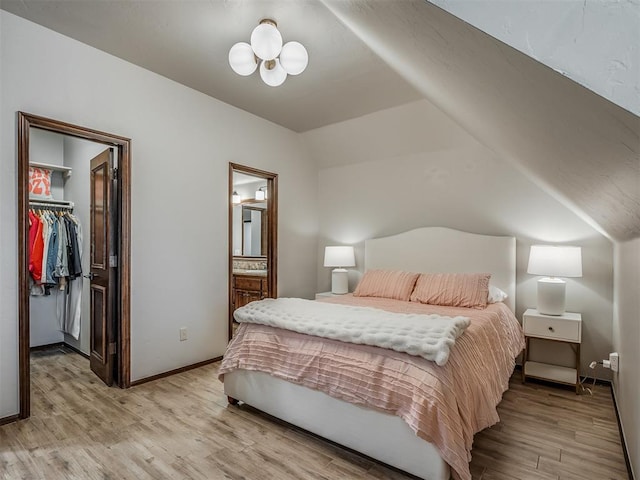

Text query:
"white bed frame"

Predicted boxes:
[[225, 227, 516, 480]]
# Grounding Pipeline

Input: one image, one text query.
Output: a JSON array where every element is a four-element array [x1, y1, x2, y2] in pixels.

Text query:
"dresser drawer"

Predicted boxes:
[[523, 314, 581, 342]]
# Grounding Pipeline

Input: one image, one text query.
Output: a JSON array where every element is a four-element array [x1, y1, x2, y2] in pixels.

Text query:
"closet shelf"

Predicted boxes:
[[29, 161, 72, 179]]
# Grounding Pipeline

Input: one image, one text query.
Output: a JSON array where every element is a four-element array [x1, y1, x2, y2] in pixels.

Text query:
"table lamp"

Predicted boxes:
[[527, 245, 582, 315], [324, 246, 356, 295]]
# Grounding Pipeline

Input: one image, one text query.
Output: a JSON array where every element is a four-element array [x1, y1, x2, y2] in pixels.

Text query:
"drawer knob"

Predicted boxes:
[[548, 326, 555, 332]]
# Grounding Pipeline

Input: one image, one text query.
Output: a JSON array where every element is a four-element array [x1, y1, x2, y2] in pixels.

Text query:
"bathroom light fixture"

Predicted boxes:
[[324, 246, 356, 295], [229, 19, 308, 87], [527, 245, 582, 315], [255, 186, 267, 201], [232, 191, 241, 204]]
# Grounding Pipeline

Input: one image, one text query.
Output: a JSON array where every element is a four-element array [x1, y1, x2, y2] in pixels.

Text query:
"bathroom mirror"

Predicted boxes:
[[236, 205, 267, 256], [231, 172, 268, 257]]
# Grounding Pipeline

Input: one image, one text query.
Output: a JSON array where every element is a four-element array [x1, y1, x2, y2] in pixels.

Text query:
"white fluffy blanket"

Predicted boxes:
[[233, 298, 470, 366]]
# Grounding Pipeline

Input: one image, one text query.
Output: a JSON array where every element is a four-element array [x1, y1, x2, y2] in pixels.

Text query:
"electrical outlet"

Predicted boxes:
[[179, 327, 187, 341], [609, 352, 619, 372]]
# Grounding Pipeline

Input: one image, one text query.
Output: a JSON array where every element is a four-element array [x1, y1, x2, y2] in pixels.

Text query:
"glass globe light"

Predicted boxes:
[[228, 42, 257, 76], [251, 22, 283, 61], [280, 41, 308, 75], [260, 59, 287, 87]]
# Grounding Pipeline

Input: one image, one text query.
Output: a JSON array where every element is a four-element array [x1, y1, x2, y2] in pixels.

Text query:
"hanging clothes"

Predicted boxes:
[[66, 214, 82, 280], [30, 214, 45, 282], [67, 217, 83, 339], [28, 210, 39, 270], [29, 206, 84, 339], [44, 214, 59, 285], [55, 215, 69, 279], [39, 212, 52, 286]]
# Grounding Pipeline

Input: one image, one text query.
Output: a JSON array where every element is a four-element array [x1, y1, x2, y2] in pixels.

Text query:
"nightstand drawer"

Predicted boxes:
[[523, 315, 581, 342]]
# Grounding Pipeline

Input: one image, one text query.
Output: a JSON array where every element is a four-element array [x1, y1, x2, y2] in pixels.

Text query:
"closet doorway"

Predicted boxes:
[[17, 112, 131, 419], [229, 163, 278, 340]]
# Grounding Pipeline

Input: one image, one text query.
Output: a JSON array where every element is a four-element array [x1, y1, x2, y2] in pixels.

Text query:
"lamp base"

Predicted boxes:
[[537, 277, 566, 315], [331, 268, 349, 295]]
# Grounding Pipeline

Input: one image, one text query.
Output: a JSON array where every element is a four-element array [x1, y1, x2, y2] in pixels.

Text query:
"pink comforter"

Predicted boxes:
[[219, 296, 524, 480]]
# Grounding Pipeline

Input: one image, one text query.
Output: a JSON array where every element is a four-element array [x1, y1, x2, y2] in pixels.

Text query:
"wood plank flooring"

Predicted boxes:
[[0, 346, 628, 480]]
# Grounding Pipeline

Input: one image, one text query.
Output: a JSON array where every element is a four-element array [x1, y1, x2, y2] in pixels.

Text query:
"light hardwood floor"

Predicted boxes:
[[0, 347, 629, 480]]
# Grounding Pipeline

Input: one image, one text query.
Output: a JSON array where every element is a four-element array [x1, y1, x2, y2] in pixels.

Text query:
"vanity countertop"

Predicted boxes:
[[233, 269, 267, 277]]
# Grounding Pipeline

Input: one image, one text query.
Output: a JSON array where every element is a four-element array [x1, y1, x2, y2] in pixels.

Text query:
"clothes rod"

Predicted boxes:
[[29, 200, 74, 209]]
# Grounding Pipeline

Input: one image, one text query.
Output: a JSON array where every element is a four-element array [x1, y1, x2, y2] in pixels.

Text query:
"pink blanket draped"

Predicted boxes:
[[219, 296, 524, 480]]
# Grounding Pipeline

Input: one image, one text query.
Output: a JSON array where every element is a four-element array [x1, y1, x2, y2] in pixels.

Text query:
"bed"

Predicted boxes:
[[220, 227, 524, 480]]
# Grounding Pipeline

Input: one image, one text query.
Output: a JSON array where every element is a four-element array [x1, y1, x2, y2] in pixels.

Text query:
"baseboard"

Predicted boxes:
[[30, 341, 65, 352], [63, 342, 90, 359], [130, 356, 222, 387], [0, 414, 20, 426], [611, 384, 636, 480], [30, 341, 90, 359]]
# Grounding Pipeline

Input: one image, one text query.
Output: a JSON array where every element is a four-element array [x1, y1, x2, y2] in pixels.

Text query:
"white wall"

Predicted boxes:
[[613, 238, 640, 478], [303, 100, 614, 378], [0, 11, 318, 418], [63, 136, 110, 355]]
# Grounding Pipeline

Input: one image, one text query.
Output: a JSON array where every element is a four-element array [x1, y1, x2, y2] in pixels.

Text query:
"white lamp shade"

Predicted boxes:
[[527, 245, 582, 278], [324, 246, 356, 268], [251, 22, 282, 61], [232, 191, 241, 204], [255, 189, 265, 201], [228, 42, 257, 76], [280, 41, 308, 75], [259, 59, 287, 87]]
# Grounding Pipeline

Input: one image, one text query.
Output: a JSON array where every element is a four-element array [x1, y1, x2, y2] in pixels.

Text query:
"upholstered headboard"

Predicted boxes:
[[364, 227, 516, 312]]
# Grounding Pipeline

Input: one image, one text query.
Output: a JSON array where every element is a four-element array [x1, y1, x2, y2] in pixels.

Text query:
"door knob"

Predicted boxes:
[[83, 273, 96, 280]]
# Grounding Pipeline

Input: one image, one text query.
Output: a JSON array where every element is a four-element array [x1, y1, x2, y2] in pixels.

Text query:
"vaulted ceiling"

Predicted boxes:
[[2, 0, 638, 241]]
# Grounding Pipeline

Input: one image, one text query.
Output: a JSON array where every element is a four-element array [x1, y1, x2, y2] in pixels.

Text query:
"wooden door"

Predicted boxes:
[[89, 150, 116, 386]]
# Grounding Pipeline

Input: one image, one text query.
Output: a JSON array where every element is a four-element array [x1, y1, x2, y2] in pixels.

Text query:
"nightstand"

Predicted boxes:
[[315, 292, 339, 299], [521, 308, 582, 394]]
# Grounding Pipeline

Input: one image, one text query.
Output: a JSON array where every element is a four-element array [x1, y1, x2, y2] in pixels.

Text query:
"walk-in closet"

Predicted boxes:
[[28, 128, 110, 364]]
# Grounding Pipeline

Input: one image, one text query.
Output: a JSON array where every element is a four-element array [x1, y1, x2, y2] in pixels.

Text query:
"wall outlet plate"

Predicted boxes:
[[180, 327, 187, 341], [609, 352, 619, 372]]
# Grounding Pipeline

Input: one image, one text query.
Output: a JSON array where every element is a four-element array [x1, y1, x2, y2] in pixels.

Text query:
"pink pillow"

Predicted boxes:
[[410, 273, 491, 309], [353, 270, 420, 301]]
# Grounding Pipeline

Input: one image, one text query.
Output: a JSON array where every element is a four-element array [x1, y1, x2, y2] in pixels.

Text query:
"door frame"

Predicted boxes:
[[17, 112, 132, 419], [229, 163, 278, 340]]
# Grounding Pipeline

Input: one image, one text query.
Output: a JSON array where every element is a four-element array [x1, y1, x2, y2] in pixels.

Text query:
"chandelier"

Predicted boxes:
[[228, 19, 308, 87]]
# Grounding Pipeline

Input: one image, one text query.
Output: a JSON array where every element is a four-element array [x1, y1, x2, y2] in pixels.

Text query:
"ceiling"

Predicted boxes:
[[0, 0, 422, 132], [2, 0, 637, 241]]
